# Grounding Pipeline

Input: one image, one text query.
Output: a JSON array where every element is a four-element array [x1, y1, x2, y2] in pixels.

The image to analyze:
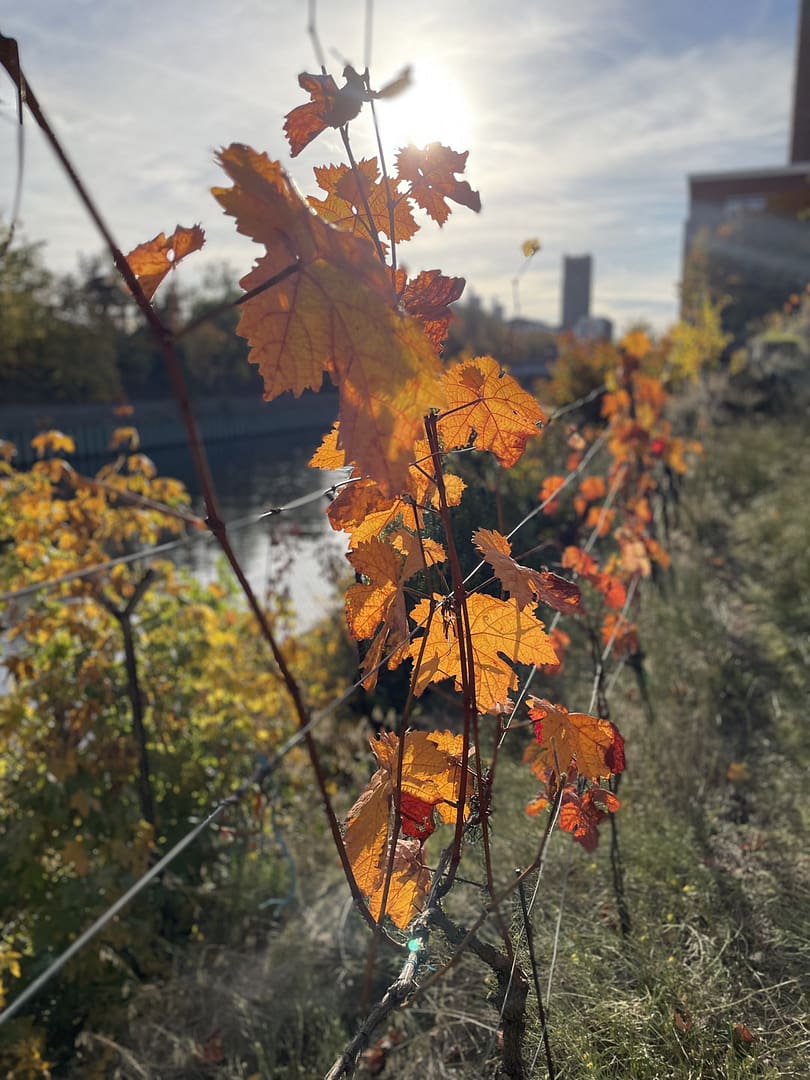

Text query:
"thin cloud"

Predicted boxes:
[[0, 0, 798, 333]]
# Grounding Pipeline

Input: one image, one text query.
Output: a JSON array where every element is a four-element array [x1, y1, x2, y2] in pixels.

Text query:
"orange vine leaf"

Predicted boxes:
[[561, 545, 599, 579], [408, 594, 558, 714], [346, 539, 408, 641], [343, 731, 465, 928], [213, 144, 445, 496], [573, 475, 606, 516], [524, 697, 625, 782], [125, 224, 205, 301], [354, 530, 447, 692], [395, 143, 481, 225], [314, 428, 463, 547], [345, 539, 414, 689], [438, 356, 545, 467], [284, 66, 411, 158], [284, 70, 363, 157], [368, 840, 432, 925], [601, 611, 640, 656], [472, 528, 582, 613], [540, 475, 566, 513], [308, 423, 347, 470]]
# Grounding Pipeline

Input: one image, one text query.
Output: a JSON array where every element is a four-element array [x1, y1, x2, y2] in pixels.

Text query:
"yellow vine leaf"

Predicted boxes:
[[308, 157, 418, 249], [408, 593, 558, 714], [213, 144, 446, 496], [110, 426, 140, 451], [368, 840, 431, 926], [346, 535, 445, 691], [438, 356, 545, 467], [314, 426, 464, 547], [31, 430, 75, 458]]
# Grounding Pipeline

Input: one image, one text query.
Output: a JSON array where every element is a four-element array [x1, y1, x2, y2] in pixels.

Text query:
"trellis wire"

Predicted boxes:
[[0, 806, 220, 1028], [0, 474, 356, 608]]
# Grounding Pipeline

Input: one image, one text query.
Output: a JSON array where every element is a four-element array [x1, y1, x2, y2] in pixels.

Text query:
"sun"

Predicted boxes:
[[378, 58, 473, 154]]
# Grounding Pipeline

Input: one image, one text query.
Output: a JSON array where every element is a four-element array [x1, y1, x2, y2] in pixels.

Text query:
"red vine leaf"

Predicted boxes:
[[395, 268, 466, 349], [559, 786, 620, 851], [399, 791, 438, 839], [395, 143, 481, 225]]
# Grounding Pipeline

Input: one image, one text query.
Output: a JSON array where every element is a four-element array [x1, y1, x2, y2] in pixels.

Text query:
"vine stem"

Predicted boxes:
[[422, 417, 474, 881], [2, 38, 383, 938], [422, 414, 513, 956], [339, 125, 388, 266], [363, 609, 435, 1004], [411, 782, 565, 1004], [96, 570, 157, 827], [518, 878, 555, 1080]]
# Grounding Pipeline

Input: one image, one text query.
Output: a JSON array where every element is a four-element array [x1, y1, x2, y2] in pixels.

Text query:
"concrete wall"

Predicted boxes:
[[0, 392, 338, 467]]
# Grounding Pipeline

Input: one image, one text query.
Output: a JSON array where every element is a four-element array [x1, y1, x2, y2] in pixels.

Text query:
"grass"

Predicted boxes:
[[379, 403, 810, 1078], [71, 393, 809, 1078]]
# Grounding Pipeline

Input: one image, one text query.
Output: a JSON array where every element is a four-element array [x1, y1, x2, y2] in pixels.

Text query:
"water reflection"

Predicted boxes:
[[147, 431, 348, 628]]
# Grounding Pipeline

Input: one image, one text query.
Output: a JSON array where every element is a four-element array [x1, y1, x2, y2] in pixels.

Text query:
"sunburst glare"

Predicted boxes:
[[378, 58, 472, 154]]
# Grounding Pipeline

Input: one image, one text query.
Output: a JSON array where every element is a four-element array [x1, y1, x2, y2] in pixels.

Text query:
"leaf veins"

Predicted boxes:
[[439, 356, 545, 467], [408, 593, 558, 714], [213, 144, 446, 496], [523, 697, 625, 783]]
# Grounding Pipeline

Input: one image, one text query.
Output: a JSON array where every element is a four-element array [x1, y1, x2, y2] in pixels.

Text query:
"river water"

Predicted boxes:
[[146, 430, 349, 628]]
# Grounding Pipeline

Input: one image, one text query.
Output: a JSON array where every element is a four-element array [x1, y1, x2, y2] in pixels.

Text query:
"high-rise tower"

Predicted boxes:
[[561, 255, 592, 330]]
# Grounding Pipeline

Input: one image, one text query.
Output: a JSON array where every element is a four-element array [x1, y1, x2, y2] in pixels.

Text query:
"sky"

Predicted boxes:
[[0, 0, 801, 332]]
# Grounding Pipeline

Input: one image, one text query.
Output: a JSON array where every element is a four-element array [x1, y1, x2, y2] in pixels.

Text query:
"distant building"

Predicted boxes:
[[573, 315, 613, 342], [681, 0, 810, 330], [561, 255, 592, 330]]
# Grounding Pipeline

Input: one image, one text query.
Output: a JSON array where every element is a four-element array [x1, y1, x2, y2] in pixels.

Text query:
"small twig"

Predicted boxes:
[[424, 414, 476, 898], [175, 260, 301, 340], [325, 850, 451, 1080], [518, 878, 555, 1079], [0, 34, 24, 258], [339, 125, 388, 265], [307, 0, 328, 72], [73, 471, 205, 529], [368, 97, 398, 273], [96, 570, 157, 826]]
